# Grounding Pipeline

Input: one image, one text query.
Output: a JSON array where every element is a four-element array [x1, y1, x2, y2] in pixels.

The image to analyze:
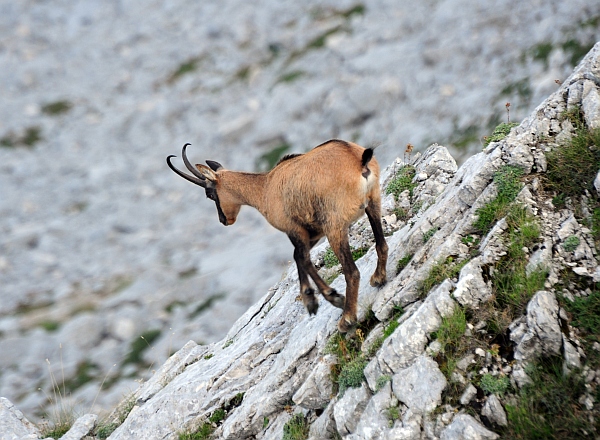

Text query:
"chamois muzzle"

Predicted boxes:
[[166, 143, 207, 187]]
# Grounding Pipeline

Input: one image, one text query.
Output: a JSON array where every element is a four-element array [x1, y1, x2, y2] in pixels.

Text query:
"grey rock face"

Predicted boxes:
[[293, 355, 336, 410], [3, 33, 600, 440], [452, 257, 491, 308], [440, 414, 499, 440], [366, 280, 457, 387], [391, 355, 447, 414], [0, 397, 40, 440], [481, 395, 507, 427], [512, 291, 562, 362], [333, 384, 371, 436], [59, 414, 98, 440], [459, 383, 478, 406]]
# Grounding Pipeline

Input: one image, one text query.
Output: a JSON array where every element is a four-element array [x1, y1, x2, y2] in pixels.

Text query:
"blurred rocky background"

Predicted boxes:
[[0, 0, 599, 423]]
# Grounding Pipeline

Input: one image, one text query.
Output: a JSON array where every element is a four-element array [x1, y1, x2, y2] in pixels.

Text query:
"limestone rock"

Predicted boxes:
[[452, 257, 491, 308], [333, 384, 371, 436], [0, 397, 40, 440], [293, 355, 336, 410], [59, 413, 98, 440], [460, 383, 478, 405], [392, 355, 447, 414], [481, 395, 507, 427], [512, 291, 562, 362], [439, 414, 499, 440]]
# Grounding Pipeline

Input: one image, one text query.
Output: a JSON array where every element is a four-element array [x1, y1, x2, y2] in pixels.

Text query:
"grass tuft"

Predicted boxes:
[[479, 373, 510, 396], [483, 122, 519, 147], [396, 254, 413, 274], [386, 165, 417, 200], [503, 357, 592, 439], [282, 413, 309, 440], [474, 165, 524, 234], [419, 257, 468, 297], [562, 235, 580, 252]]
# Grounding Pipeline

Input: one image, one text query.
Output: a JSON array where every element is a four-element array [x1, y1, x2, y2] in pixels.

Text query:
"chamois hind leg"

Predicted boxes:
[[366, 194, 389, 287], [304, 237, 345, 309], [327, 228, 360, 334], [289, 233, 319, 315]]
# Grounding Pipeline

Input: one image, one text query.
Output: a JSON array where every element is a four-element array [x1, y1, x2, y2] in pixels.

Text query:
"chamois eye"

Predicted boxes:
[[207, 193, 215, 201]]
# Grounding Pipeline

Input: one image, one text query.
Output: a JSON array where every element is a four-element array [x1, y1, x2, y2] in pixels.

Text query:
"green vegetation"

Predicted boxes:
[[562, 235, 580, 252], [479, 373, 510, 396], [64, 361, 98, 393], [386, 406, 401, 425], [396, 254, 413, 274], [545, 108, 600, 205], [41, 100, 72, 115], [276, 70, 306, 84], [325, 310, 382, 394], [431, 307, 467, 378], [563, 290, 600, 335], [178, 394, 243, 440], [95, 394, 136, 439], [168, 57, 203, 84], [0, 126, 42, 148], [256, 144, 291, 171], [503, 358, 593, 439], [283, 413, 309, 440], [474, 165, 524, 234], [483, 122, 519, 147], [322, 246, 370, 268], [501, 79, 532, 102], [40, 320, 61, 332], [204, 353, 214, 360], [337, 356, 368, 395], [492, 206, 545, 317], [375, 374, 392, 391], [367, 306, 403, 356], [386, 165, 417, 199], [41, 418, 73, 439], [122, 329, 161, 365], [419, 257, 468, 297], [190, 293, 226, 318], [448, 123, 481, 150], [423, 227, 439, 243], [179, 424, 212, 440]]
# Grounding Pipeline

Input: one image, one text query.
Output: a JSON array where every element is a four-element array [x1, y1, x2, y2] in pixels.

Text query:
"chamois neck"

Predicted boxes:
[[220, 171, 267, 210]]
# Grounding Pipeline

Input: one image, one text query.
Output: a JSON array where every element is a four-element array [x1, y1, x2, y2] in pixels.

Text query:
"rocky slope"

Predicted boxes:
[[5, 41, 600, 439], [2, 0, 600, 429]]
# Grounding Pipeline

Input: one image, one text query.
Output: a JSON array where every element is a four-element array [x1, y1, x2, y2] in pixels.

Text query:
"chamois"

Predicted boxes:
[[166, 139, 388, 333]]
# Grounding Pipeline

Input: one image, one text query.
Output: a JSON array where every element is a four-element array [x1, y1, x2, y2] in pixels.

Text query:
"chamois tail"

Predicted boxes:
[[361, 148, 374, 167], [361, 148, 375, 179]]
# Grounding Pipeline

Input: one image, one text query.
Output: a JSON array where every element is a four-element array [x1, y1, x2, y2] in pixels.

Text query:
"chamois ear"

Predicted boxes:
[[206, 160, 223, 172], [195, 164, 218, 182]]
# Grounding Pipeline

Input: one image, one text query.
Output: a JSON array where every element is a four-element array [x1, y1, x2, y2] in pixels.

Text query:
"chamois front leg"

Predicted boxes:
[[365, 197, 389, 287], [289, 234, 319, 315], [328, 229, 360, 334]]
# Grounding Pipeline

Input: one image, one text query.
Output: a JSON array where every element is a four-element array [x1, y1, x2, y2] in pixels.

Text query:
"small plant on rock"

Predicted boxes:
[[386, 165, 417, 200], [396, 254, 413, 274], [479, 373, 510, 396], [562, 235, 580, 252], [282, 413, 309, 440]]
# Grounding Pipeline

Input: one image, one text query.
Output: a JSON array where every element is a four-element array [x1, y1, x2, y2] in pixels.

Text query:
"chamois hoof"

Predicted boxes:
[[323, 289, 345, 309], [370, 272, 387, 287], [337, 316, 357, 335], [306, 300, 319, 316], [302, 288, 319, 316]]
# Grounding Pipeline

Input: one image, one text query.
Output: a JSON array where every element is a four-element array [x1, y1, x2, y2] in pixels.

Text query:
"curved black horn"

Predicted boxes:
[[181, 143, 208, 181], [166, 155, 206, 187], [206, 160, 223, 171]]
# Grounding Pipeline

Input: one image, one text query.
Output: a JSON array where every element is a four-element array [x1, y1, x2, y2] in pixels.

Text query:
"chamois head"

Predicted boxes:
[[166, 143, 240, 226]]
